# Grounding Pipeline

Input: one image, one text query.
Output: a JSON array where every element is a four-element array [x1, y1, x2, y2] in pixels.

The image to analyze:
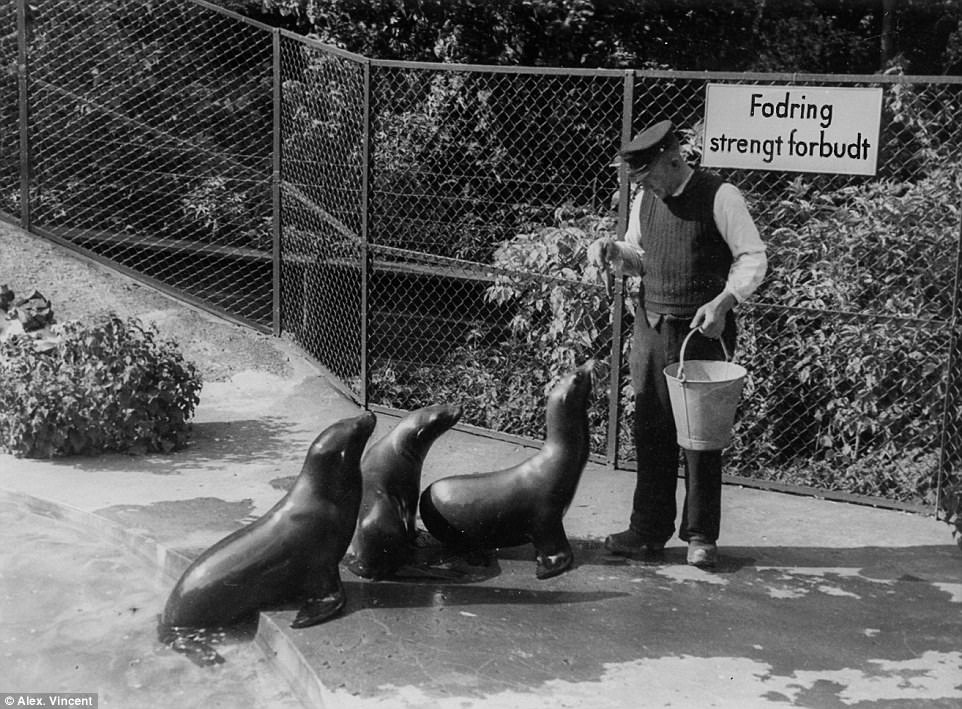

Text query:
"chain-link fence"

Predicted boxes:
[[627, 72, 962, 509], [6, 0, 275, 327], [278, 35, 367, 389], [0, 1, 19, 222], [3, 0, 961, 513], [359, 59, 962, 512], [363, 64, 628, 460]]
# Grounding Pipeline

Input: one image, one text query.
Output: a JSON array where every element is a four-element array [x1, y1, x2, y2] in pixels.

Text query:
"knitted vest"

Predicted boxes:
[[638, 170, 731, 316]]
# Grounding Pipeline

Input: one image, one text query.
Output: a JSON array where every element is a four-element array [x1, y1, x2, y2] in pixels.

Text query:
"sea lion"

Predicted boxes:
[[343, 404, 462, 580], [419, 361, 594, 579], [161, 412, 376, 634]]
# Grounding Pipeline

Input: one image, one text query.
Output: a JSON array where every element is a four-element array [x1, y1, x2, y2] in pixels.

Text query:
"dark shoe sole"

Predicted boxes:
[[604, 538, 666, 556]]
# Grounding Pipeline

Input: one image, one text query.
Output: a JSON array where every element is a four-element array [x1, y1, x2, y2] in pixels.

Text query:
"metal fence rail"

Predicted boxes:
[[1, 1, 20, 222], [278, 33, 368, 392], [3, 0, 961, 513], [10, 0, 275, 327]]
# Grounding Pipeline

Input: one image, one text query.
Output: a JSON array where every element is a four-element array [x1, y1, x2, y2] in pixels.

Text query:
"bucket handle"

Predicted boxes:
[[677, 329, 731, 382]]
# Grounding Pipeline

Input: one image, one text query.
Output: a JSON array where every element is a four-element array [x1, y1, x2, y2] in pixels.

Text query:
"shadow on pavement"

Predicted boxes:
[[35, 417, 304, 475]]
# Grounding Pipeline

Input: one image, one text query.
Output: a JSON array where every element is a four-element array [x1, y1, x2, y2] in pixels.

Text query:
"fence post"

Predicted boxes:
[[935, 200, 962, 520], [358, 60, 373, 408], [16, 0, 30, 231], [605, 70, 635, 467], [271, 29, 283, 337]]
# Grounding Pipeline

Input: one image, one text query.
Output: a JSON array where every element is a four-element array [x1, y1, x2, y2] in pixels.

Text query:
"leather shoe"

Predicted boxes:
[[687, 541, 718, 568], [604, 529, 666, 555]]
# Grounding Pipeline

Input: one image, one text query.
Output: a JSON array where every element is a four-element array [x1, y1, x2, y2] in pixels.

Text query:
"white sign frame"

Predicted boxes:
[[701, 83, 883, 176]]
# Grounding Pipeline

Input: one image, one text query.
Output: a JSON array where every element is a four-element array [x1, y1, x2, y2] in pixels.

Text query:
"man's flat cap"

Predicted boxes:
[[620, 120, 675, 170]]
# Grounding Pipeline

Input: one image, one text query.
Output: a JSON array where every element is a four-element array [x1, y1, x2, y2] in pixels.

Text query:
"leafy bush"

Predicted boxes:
[[0, 315, 202, 458], [368, 207, 622, 454], [369, 336, 550, 440], [729, 164, 961, 504], [181, 176, 272, 250], [485, 207, 615, 374], [369, 162, 961, 507], [482, 208, 626, 453]]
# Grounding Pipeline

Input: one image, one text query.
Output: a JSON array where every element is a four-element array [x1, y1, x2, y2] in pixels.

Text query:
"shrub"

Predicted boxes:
[[0, 315, 202, 458], [368, 161, 962, 506], [369, 336, 549, 440], [728, 164, 961, 505], [483, 208, 626, 453], [367, 207, 622, 455], [485, 207, 615, 374]]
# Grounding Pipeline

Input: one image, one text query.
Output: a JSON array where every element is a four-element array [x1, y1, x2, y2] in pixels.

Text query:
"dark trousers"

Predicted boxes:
[[627, 308, 736, 544]]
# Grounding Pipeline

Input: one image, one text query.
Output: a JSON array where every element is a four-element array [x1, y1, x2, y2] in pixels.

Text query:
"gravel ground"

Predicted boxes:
[[0, 220, 295, 382]]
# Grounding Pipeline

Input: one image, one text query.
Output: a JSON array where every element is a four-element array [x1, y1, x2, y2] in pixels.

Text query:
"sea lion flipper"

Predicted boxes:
[[159, 624, 226, 667], [291, 568, 347, 628], [342, 551, 374, 579], [291, 591, 345, 628], [533, 523, 574, 580], [536, 550, 573, 579]]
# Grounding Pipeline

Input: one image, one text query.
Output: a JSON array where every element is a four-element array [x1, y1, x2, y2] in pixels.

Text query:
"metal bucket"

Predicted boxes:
[[663, 329, 747, 451]]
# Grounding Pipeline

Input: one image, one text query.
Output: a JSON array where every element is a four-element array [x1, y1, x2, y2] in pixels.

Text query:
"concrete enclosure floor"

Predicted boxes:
[[2, 354, 961, 708]]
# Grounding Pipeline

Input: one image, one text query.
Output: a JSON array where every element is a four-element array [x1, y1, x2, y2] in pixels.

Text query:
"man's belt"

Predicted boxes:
[[644, 309, 695, 328]]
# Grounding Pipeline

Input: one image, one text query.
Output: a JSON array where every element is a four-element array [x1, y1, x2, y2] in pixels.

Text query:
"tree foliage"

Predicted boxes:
[[250, 0, 962, 75], [369, 158, 961, 505], [732, 163, 961, 504], [5, 1, 274, 249]]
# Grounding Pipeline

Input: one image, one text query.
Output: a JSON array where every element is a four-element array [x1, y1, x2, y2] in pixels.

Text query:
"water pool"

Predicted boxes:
[[0, 501, 303, 708]]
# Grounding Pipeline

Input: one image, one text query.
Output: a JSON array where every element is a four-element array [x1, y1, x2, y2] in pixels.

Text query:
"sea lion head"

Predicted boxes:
[[372, 404, 462, 466], [545, 360, 594, 438], [410, 404, 462, 449], [303, 411, 377, 494]]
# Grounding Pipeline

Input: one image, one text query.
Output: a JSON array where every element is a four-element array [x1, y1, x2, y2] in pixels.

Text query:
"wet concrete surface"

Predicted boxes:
[[260, 541, 962, 708], [2, 344, 961, 708], [0, 501, 303, 709]]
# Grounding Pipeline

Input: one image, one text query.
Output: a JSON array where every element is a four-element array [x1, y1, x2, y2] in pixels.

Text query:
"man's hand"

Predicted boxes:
[[691, 291, 736, 340], [587, 237, 625, 270], [587, 237, 621, 298]]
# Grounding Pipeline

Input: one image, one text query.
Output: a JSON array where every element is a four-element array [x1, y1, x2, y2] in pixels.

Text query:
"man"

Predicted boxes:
[[590, 119, 767, 567]]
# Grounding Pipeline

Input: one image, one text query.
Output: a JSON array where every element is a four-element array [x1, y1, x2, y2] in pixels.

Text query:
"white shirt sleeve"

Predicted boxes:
[[713, 183, 767, 303], [615, 189, 646, 277]]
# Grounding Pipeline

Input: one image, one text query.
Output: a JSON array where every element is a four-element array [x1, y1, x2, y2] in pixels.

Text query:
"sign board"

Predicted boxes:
[[701, 83, 883, 175]]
